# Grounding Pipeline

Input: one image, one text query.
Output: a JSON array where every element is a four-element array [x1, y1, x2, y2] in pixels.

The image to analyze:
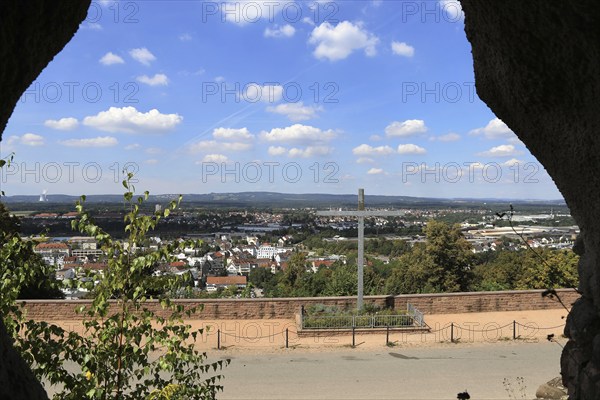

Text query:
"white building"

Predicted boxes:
[[256, 245, 293, 259], [34, 242, 70, 269]]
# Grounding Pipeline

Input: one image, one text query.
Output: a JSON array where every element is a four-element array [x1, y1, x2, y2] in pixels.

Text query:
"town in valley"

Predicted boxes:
[[3, 191, 578, 300]]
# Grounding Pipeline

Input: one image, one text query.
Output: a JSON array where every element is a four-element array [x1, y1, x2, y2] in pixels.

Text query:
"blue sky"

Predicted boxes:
[[0, 0, 562, 199]]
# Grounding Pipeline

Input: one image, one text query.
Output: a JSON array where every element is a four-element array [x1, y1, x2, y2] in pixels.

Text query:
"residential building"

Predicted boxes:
[[34, 242, 70, 269], [205, 275, 247, 291]]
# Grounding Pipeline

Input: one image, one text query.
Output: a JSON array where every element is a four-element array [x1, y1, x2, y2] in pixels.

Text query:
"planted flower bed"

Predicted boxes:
[[301, 303, 418, 329]]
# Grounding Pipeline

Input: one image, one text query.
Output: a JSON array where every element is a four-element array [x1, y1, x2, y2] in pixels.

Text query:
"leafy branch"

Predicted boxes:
[[496, 205, 574, 313], [3, 171, 228, 399]]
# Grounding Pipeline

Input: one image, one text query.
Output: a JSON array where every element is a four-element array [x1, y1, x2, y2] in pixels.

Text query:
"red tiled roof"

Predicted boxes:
[[34, 213, 58, 218], [206, 276, 247, 285], [35, 242, 69, 250], [313, 260, 335, 267], [169, 261, 187, 268]]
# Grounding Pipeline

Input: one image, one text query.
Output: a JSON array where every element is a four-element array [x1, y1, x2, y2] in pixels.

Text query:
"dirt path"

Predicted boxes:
[[51, 308, 568, 353]]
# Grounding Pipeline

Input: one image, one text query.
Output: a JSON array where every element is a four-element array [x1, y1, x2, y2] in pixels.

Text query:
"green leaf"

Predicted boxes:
[[0, 173, 228, 399]]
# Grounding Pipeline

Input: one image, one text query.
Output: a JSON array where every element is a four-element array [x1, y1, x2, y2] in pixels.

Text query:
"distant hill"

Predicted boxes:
[[1, 191, 568, 210]]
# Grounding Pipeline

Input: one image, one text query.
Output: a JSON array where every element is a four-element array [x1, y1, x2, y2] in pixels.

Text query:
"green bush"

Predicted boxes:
[[3, 172, 228, 399], [302, 303, 414, 329]]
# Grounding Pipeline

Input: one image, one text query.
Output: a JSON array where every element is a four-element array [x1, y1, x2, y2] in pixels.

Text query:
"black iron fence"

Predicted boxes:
[[300, 302, 426, 330]]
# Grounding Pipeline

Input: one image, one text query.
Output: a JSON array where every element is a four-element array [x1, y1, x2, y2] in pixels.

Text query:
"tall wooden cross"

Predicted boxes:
[[316, 189, 405, 310]]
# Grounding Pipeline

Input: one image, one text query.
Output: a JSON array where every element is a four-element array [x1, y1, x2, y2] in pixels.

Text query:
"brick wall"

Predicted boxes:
[[19, 289, 579, 321], [394, 289, 580, 314], [19, 296, 393, 321]]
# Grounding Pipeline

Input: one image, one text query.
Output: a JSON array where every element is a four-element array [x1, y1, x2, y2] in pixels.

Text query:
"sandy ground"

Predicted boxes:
[[43, 309, 569, 399], [218, 341, 564, 399], [50, 308, 568, 354]]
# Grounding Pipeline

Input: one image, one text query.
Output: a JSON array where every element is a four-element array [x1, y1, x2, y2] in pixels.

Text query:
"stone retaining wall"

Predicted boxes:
[[19, 296, 393, 321], [394, 289, 579, 314], [19, 289, 579, 321]]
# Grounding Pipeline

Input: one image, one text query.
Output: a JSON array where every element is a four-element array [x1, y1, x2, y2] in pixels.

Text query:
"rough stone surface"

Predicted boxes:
[[0, 0, 91, 136], [536, 377, 568, 399], [0, 319, 48, 400], [0, 2, 91, 398], [461, 1, 600, 398]]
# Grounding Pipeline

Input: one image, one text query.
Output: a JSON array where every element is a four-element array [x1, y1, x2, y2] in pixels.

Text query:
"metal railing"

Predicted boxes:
[[301, 303, 425, 330], [407, 302, 425, 327]]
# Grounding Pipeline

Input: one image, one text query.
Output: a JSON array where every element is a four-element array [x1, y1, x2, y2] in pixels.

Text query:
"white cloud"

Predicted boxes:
[[469, 118, 515, 140], [436, 132, 461, 142], [3, 136, 19, 149], [189, 140, 252, 153], [179, 69, 205, 77], [44, 117, 79, 131], [356, 157, 375, 164], [179, 33, 192, 41], [302, 17, 315, 26], [266, 102, 323, 121], [124, 143, 140, 150], [137, 74, 169, 86], [502, 158, 523, 167], [391, 41, 414, 57], [309, 21, 379, 61], [201, 154, 229, 163], [478, 144, 523, 157], [18, 133, 45, 147], [242, 84, 283, 103], [215, 76, 226, 83], [397, 144, 427, 155], [385, 119, 427, 137], [367, 168, 384, 175], [82, 22, 103, 30], [212, 127, 253, 141], [99, 52, 125, 66], [439, 0, 464, 20], [267, 146, 287, 156], [145, 159, 159, 165], [288, 145, 332, 158], [190, 128, 254, 155], [1, 133, 45, 148], [129, 48, 156, 66], [464, 162, 485, 170], [59, 136, 118, 148], [352, 144, 395, 156], [264, 24, 296, 38], [83, 107, 183, 134], [369, 134, 382, 141], [260, 124, 336, 144]]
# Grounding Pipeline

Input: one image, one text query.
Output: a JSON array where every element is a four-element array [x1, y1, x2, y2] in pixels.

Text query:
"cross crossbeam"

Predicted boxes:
[[316, 189, 405, 310]]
